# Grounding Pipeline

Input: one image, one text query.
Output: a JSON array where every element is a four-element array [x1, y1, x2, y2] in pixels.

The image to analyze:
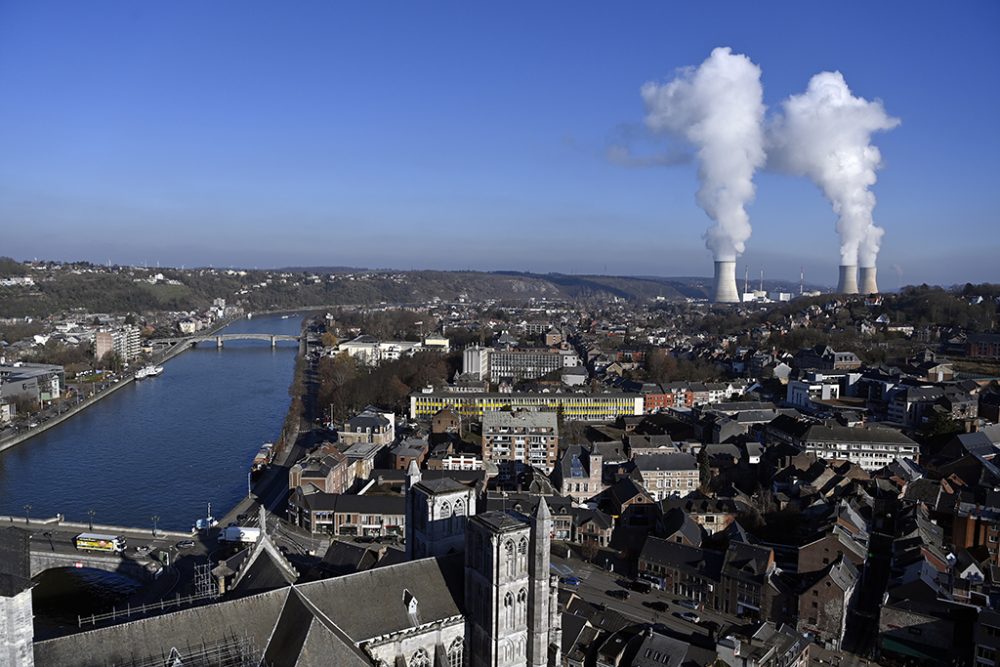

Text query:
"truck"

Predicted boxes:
[[219, 526, 261, 544]]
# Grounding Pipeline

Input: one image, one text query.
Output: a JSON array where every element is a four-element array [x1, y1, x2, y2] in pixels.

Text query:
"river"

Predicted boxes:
[[0, 313, 303, 531]]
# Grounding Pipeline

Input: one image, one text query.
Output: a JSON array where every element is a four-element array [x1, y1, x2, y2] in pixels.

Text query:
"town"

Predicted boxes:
[[3, 259, 999, 665]]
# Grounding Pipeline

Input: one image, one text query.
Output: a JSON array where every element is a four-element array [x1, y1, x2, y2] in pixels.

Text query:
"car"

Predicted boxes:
[[675, 598, 699, 610], [642, 600, 669, 612], [559, 576, 582, 586], [355, 535, 376, 544], [629, 580, 652, 594], [135, 545, 151, 554], [606, 589, 630, 600], [175, 540, 196, 549], [676, 611, 700, 623]]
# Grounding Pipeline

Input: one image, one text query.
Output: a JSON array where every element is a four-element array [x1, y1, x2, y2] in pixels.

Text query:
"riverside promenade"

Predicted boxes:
[[0, 316, 238, 454]]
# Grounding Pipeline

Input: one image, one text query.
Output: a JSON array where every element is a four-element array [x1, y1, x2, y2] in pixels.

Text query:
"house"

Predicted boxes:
[[571, 509, 614, 548], [431, 408, 461, 434], [391, 437, 429, 471], [552, 444, 605, 504], [633, 453, 699, 501], [288, 450, 353, 495], [716, 621, 811, 667], [287, 489, 406, 537], [337, 408, 395, 446], [797, 556, 858, 649]]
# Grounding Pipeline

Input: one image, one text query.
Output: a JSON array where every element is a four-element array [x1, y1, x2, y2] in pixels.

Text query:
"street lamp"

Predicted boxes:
[[87, 508, 96, 531], [151, 514, 160, 537], [247, 471, 252, 499], [23, 504, 31, 525]]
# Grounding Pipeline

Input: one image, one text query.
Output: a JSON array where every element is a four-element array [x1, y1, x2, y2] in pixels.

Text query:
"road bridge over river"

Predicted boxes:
[[151, 333, 301, 348], [2, 516, 203, 581]]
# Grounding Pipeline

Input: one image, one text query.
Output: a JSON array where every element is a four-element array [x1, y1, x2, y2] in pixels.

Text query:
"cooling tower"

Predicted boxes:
[[712, 260, 740, 303], [859, 266, 878, 295], [837, 264, 859, 294]]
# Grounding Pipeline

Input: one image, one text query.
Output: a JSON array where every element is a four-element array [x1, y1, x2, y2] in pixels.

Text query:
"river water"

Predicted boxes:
[[0, 314, 302, 531]]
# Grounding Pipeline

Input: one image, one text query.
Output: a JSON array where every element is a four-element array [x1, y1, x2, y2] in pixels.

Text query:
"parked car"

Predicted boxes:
[[642, 600, 669, 612], [135, 545, 151, 554], [175, 540, 196, 549], [676, 611, 700, 623], [559, 576, 582, 587], [629, 580, 652, 594], [606, 589, 630, 600]]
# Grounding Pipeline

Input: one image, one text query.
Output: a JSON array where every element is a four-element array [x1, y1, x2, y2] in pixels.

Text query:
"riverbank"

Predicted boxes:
[[217, 315, 313, 527], [0, 316, 239, 454]]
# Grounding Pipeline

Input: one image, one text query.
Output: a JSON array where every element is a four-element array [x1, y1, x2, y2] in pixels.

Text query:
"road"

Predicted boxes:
[[551, 552, 728, 642]]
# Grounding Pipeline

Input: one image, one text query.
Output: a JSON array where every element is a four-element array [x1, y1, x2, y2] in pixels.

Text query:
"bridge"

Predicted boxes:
[[1, 515, 202, 581], [151, 333, 301, 349], [29, 547, 158, 581]]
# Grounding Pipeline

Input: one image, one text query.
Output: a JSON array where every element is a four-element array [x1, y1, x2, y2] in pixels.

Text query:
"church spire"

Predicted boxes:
[[528, 496, 553, 667], [405, 458, 421, 492]]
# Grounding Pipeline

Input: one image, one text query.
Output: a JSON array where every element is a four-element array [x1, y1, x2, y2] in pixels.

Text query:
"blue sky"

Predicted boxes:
[[1, 2, 997, 286]]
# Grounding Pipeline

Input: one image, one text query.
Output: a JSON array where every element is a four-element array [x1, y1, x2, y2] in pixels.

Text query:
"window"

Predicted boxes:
[[409, 648, 431, 667], [504, 592, 514, 627], [447, 637, 463, 667]]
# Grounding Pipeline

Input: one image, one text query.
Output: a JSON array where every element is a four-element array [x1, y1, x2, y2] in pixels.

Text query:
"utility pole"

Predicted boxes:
[[23, 504, 31, 525]]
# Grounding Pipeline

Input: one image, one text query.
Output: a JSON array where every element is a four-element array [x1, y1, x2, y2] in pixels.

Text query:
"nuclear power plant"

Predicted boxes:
[[859, 266, 878, 294], [837, 264, 859, 295], [712, 260, 740, 303]]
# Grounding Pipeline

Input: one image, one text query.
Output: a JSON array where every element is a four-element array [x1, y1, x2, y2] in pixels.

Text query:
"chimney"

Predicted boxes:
[[859, 266, 878, 295], [837, 265, 859, 294], [712, 260, 740, 303]]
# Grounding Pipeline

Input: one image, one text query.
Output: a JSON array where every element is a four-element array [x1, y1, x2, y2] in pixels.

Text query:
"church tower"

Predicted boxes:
[[405, 462, 477, 560], [464, 499, 559, 667]]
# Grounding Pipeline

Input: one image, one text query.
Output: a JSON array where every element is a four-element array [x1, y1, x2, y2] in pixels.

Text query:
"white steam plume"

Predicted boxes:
[[641, 47, 765, 261], [770, 71, 899, 267]]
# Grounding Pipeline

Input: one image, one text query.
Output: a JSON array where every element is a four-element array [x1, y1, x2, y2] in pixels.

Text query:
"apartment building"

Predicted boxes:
[[481, 409, 559, 478]]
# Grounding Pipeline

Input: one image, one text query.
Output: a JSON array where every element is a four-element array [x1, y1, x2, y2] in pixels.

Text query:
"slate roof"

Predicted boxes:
[[723, 541, 773, 581], [638, 537, 722, 580], [472, 511, 529, 534], [414, 477, 470, 495], [36, 555, 464, 666], [634, 452, 698, 472], [803, 423, 918, 446], [298, 555, 465, 641], [658, 507, 702, 546]]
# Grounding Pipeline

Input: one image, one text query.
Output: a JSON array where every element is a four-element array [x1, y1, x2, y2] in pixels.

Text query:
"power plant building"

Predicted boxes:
[[837, 265, 859, 295], [712, 260, 740, 304]]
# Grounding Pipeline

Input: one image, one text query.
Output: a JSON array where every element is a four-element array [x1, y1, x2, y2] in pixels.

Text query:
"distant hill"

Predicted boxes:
[[0, 257, 826, 317]]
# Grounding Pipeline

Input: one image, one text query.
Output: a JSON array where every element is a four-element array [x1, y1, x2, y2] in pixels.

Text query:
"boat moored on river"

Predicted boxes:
[[135, 365, 164, 380]]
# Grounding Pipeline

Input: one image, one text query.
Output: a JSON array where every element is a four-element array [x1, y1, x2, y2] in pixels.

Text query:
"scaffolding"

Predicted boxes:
[[80, 559, 220, 628], [107, 632, 262, 667]]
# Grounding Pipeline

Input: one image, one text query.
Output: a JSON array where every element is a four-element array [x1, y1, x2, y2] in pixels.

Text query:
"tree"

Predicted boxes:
[[697, 448, 711, 491], [320, 331, 339, 348], [99, 351, 123, 373], [923, 409, 962, 438]]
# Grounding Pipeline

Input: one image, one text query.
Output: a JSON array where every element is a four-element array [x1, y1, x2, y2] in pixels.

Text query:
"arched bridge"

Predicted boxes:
[[29, 549, 158, 581], [153, 333, 301, 348]]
